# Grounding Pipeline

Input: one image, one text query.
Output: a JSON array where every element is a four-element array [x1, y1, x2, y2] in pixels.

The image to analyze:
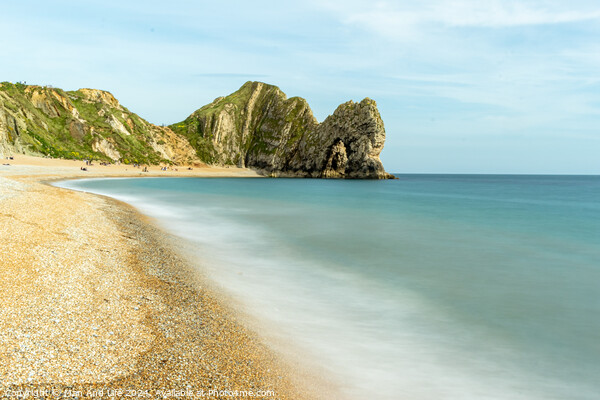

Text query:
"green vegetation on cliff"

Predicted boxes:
[[170, 81, 313, 166], [0, 82, 196, 164]]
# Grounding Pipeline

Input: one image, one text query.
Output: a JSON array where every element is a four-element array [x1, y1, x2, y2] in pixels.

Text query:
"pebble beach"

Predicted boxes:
[[0, 156, 311, 399]]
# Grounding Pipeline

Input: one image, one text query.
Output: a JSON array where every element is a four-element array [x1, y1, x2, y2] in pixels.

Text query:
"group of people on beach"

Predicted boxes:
[[81, 159, 95, 171], [74, 158, 196, 173], [2, 155, 14, 166]]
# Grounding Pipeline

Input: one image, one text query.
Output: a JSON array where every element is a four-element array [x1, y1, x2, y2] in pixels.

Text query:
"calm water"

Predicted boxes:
[[59, 175, 600, 399]]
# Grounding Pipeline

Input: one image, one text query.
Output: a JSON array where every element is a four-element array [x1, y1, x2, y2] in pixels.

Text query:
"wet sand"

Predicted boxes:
[[0, 156, 312, 399]]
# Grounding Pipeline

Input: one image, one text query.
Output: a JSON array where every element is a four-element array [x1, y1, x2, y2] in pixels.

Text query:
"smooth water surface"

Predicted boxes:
[[58, 175, 600, 399]]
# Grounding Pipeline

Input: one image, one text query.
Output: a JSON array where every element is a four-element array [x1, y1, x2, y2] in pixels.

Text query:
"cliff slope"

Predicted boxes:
[[170, 82, 393, 179], [0, 82, 197, 164]]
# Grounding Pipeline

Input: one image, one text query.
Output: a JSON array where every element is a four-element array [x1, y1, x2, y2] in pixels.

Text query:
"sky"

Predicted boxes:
[[1, 0, 599, 173]]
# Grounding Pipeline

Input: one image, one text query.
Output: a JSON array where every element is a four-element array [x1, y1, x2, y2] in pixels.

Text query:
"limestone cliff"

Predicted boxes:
[[171, 81, 393, 179], [0, 82, 197, 164]]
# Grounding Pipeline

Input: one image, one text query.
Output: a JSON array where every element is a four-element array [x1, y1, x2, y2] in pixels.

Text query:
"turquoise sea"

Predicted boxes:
[[59, 175, 600, 399]]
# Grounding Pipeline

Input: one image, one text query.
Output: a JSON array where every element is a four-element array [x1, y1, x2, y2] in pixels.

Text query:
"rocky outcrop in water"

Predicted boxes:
[[171, 82, 393, 179]]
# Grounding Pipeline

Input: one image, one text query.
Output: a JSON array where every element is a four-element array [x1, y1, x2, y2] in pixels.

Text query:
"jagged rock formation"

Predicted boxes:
[[0, 81, 392, 178], [171, 81, 393, 179], [0, 82, 197, 164]]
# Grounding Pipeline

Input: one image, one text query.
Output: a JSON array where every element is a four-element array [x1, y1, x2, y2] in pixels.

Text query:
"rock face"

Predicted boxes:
[[0, 82, 197, 164], [171, 81, 393, 179], [0, 80, 393, 178]]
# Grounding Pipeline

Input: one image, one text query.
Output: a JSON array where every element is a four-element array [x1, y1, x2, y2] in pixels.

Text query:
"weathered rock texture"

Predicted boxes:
[[1, 81, 392, 178], [171, 81, 393, 179], [0, 82, 197, 164]]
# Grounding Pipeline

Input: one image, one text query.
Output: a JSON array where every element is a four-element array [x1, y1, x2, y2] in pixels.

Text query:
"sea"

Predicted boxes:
[[57, 175, 600, 400]]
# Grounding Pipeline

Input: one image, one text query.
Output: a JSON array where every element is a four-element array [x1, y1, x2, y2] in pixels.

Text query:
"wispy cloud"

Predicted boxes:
[[193, 73, 269, 79], [317, 0, 600, 41], [429, 0, 600, 28]]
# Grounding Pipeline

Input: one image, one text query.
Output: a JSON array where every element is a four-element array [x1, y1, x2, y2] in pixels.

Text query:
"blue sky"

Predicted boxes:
[[1, 0, 599, 173]]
